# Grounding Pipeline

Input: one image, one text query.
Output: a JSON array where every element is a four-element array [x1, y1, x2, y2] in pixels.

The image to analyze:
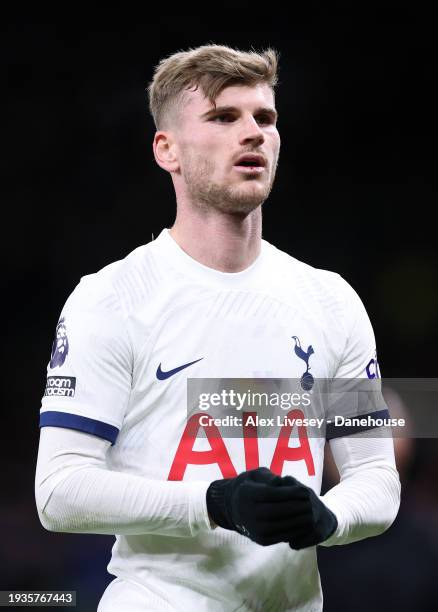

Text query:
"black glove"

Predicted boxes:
[[278, 476, 338, 550], [206, 467, 317, 546]]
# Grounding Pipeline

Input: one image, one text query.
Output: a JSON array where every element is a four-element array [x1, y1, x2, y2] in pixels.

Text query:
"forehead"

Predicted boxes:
[[183, 82, 275, 117]]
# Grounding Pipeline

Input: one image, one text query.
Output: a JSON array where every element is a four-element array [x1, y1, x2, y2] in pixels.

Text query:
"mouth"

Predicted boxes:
[[233, 154, 267, 175], [233, 165, 265, 174]]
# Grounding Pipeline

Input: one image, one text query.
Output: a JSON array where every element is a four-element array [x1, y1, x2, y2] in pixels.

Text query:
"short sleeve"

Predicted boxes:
[[40, 276, 132, 444], [326, 279, 389, 440], [334, 279, 381, 380]]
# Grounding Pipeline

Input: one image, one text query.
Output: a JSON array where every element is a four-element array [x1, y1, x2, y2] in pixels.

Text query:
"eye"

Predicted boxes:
[[211, 113, 234, 123], [256, 114, 274, 125]]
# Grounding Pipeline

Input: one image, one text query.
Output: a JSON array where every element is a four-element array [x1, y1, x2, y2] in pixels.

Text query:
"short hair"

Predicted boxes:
[[147, 44, 280, 130]]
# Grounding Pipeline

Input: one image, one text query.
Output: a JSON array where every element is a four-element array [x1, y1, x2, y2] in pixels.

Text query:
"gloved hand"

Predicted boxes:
[[279, 475, 338, 550], [206, 467, 319, 546]]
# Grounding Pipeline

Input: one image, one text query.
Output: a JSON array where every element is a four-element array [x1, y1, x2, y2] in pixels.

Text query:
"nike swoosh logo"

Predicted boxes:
[[156, 358, 203, 380]]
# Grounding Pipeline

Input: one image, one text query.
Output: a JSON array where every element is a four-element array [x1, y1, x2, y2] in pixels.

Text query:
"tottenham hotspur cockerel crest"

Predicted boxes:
[[292, 336, 315, 390]]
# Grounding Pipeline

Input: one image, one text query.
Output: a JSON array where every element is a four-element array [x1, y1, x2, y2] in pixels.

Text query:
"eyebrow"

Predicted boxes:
[[200, 105, 278, 121]]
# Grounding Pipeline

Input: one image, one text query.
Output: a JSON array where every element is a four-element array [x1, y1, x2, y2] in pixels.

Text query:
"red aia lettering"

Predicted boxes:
[[168, 409, 315, 480]]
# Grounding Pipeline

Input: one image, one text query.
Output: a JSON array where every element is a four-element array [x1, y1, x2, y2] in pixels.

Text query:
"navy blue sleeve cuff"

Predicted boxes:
[[326, 408, 391, 440], [39, 411, 119, 445]]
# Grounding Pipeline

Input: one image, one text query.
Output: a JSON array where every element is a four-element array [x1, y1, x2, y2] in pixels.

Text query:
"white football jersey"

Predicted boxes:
[[40, 228, 382, 611]]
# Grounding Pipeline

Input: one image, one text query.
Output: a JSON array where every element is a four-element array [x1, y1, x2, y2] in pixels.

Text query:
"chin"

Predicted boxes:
[[234, 184, 269, 206], [219, 194, 266, 215], [194, 178, 270, 215]]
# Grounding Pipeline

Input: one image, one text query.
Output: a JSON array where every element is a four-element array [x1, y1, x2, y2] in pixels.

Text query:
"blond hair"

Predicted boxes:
[[147, 44, 279, 130]]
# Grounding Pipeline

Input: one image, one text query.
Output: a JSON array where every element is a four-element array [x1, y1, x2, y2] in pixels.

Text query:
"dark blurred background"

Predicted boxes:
[[3, 15, 438, 611]]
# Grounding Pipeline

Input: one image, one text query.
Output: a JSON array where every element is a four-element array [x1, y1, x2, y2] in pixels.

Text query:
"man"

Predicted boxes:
[[35, 44, 401, 611]]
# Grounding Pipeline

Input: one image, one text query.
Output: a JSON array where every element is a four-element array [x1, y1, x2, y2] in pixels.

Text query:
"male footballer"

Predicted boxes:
[[35, 44, 401, 611]]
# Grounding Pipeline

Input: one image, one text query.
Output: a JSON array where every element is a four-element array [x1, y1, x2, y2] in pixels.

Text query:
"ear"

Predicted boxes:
[[153, 131, 180, 173]]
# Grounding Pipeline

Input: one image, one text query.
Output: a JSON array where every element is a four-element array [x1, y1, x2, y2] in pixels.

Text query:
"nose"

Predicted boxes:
[[238, 115, 265, 146]]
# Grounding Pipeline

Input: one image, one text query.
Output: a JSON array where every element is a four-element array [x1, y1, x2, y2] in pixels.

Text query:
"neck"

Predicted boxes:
[[169, 205, 262, 273]]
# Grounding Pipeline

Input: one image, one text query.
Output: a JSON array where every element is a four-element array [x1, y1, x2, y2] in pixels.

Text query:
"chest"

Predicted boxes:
[[133, 292, 334, 387]]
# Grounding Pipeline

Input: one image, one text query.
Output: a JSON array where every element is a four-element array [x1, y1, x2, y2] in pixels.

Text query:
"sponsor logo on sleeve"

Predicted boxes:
[[44, 376, 76, 397], [50, 317, 69, 368], [366, 349, 381, 379]]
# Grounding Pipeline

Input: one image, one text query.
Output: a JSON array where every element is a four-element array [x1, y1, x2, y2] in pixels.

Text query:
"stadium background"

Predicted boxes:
[[3, 16, 438, 611]]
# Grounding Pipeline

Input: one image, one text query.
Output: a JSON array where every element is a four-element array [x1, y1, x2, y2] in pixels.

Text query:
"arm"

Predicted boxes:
[[320, 431, 401, 546], [317, 276, 401, 545], [35, 425, 212, 537], [35, 278, 213, 537]]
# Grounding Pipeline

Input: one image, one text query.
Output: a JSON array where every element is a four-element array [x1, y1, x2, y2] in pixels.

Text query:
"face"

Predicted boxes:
[[169, 82, 280, 215]]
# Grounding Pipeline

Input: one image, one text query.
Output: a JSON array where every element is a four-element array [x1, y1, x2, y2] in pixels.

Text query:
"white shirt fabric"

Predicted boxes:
[[36, 229, 400, 611]]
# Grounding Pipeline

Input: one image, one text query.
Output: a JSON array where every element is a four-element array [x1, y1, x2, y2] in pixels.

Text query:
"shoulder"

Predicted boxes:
[[264, 240, 358, 313], [64, 241, 158, 318]]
